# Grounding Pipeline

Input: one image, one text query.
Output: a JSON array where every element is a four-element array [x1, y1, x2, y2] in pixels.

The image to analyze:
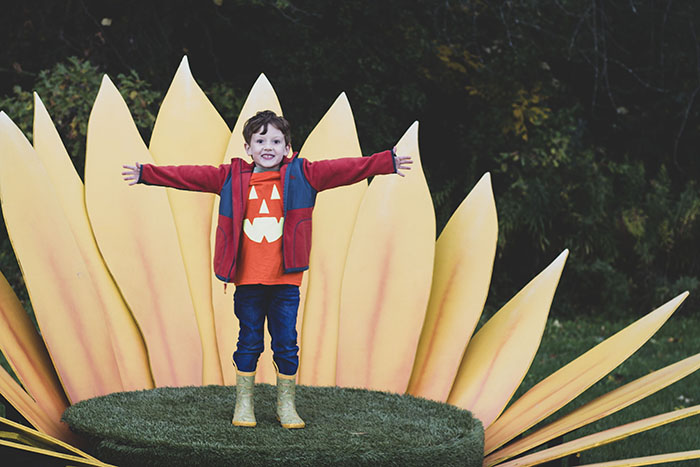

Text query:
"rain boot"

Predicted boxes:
[[276, 369, 305, 429], [232, 369, 256, 427]]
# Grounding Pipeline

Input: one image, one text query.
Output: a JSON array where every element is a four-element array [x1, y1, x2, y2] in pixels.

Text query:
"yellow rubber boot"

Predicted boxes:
[[276, 370, 305, 429], [232, 369, 256, 427]]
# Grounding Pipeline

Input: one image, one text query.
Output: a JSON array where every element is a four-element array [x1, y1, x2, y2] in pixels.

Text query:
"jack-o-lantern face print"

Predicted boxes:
[[243, 180, 284, 243]]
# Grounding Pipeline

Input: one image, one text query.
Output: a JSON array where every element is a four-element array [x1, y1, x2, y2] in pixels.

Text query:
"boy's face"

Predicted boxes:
[[244, 125, 290, 170]]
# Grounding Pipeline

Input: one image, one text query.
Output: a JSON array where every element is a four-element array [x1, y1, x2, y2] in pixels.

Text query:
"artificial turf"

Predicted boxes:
[[62, 384, 484, 467]]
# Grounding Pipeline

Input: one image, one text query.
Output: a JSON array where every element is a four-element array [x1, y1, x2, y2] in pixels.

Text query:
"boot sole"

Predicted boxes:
[[280, 422, 305, 429], [277, 417, 305, 429], [232, 420, 257, 427]]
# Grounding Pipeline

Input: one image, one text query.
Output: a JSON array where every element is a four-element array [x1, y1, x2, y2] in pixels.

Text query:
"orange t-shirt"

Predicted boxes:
[[233, 171, 303, 286]]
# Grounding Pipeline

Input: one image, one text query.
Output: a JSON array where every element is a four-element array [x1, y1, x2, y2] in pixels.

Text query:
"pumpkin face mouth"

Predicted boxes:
[[243, 182, 283, 243], [243, 216, 283, 243]]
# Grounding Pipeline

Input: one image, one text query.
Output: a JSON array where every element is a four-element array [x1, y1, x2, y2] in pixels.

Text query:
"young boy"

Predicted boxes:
[[122, 110, 412, 429]]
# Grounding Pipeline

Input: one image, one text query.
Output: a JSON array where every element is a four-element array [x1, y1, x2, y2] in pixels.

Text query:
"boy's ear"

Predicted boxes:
[[244, 142, 251, 156]]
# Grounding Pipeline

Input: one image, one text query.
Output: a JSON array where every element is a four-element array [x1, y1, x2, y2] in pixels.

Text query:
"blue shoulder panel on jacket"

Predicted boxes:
[[284, 158, 317, 210]]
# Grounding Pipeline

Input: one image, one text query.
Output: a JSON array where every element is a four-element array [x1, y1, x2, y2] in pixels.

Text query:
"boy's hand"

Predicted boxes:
[[393, 146, 413, 177], [121, 162, 142, 185]]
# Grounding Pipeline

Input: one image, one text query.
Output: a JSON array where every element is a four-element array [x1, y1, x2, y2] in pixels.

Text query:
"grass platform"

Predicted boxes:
[[63, 384, 484, 467]]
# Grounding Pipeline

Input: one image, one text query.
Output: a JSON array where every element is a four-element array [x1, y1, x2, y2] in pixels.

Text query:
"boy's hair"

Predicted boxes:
[[243, 110, 291, 146]]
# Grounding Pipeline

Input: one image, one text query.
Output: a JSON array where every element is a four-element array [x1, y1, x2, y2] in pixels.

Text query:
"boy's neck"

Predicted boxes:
[[253, 165, 281, 173]]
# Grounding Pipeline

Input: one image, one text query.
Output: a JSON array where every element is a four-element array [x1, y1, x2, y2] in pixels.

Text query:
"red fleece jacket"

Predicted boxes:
[[138, 150, 396, 282]]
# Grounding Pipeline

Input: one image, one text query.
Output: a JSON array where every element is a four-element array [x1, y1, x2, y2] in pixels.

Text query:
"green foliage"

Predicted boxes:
[[203, 81, 245, 127], [485, 105, 700, 318], [0, 57, 161, 178], [63, 385, 484, 467], [403, 0, 700, 318]]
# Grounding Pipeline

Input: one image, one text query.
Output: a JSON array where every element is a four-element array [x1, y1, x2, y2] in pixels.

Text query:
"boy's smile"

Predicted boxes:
[[245, 125, 290, 170]]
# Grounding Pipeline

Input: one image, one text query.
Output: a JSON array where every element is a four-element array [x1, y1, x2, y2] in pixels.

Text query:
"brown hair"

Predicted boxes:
[[242, 110, 291, 146]]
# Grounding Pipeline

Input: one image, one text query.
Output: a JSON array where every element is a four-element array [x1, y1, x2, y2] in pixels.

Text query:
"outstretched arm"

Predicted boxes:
[[121, 162, 142, 185], [303, 149, 413, 192], [120, 162, 229, 193]]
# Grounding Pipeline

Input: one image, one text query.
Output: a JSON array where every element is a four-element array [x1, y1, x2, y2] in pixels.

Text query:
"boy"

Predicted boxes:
[[122, 110, 412, 429]]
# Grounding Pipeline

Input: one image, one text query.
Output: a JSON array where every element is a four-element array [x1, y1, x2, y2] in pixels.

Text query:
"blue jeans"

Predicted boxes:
[[232, 284, 300, 376]]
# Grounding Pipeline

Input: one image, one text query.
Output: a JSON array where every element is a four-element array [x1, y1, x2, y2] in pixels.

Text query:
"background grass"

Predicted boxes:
[[508, 313, 700, 465], [62, 385, 484, 467]]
